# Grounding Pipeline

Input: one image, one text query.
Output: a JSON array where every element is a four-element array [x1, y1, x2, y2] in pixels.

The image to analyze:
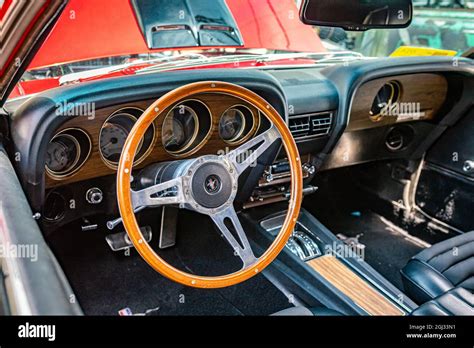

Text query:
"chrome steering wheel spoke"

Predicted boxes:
[[210, 205, 257, 268], [225, 125, 280, 176], [131, 176, 185, 209]]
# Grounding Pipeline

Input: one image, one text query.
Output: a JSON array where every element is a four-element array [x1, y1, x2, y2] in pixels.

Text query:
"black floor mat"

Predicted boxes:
[[310, 208, 427, 290], [48, 210, 290, 316]]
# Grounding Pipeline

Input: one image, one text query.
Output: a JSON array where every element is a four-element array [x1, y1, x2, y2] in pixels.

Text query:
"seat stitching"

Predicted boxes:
[[425, 239, 474, 263], [440, 255, 474, 275]]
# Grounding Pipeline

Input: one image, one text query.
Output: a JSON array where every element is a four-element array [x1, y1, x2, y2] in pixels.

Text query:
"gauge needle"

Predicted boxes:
[[102, 141, 114, 150]]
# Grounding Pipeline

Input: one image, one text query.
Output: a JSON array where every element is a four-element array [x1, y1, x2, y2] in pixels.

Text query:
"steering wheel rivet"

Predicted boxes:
[[191, 280, 196, 285], [154, 107, 159, 112], [138, 239, 143, 244], [124, 168, 130, 174], [255, 268, 259, 273]]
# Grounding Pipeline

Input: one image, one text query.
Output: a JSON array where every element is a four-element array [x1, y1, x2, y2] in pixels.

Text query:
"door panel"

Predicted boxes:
[[415, 108, 474, 232], [0, 144, 82, 315]]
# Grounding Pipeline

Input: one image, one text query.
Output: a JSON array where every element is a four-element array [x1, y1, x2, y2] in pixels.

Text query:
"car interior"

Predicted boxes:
[[0, 0, 472, 317]]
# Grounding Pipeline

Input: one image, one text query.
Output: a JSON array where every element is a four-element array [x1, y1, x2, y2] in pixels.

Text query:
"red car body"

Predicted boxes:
[[9, 0, 324, 99]]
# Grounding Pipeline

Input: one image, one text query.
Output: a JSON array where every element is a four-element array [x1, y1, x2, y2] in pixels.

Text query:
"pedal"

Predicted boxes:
[[81, 218, 98, 231], [106, 226, 152, 251]]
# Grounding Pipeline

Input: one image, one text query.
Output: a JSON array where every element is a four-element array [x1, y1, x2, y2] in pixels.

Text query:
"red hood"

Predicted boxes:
[[29, 0, 324, 69]]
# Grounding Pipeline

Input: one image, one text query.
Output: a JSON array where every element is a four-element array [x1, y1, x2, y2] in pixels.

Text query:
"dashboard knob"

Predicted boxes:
[[86, 187, 103, 204]]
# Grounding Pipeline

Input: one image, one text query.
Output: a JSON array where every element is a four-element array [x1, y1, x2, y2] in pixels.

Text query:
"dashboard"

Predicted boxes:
[[7, 56, 473, 229]]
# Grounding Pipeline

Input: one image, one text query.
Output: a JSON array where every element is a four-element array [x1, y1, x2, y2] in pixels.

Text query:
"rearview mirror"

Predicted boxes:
[[299, 0, 413, 31]]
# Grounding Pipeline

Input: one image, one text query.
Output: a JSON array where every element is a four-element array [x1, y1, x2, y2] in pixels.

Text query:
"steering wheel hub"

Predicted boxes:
[[190, 161, 233, 209]]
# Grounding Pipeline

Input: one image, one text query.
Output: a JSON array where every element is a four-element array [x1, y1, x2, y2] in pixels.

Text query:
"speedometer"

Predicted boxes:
[[99, 108, 154, 168], [99, 123, 130, 163]]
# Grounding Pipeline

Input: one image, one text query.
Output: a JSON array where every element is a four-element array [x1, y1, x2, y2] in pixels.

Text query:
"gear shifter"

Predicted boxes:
[[286, 227, 321, 261]]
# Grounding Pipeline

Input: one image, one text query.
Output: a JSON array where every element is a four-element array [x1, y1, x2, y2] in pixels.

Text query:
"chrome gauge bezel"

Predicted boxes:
[[219, 104, 259, 145], [99, 107, 155, 169], [45, 128, 92, 179], [161, 99, 212, 157]]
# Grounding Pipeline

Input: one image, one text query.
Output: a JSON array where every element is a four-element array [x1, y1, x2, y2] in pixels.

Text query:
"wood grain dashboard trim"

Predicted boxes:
[[348, 73, 448, 131], [307, 255, 405, 316], [45, 93, 261, 188]]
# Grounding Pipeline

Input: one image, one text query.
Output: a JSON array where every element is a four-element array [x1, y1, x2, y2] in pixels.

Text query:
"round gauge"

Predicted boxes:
[[370, 81, 401, 121], [99, 110, 149, 167], [162, 104, 199, 153], [45, 128, 91, 179], [218, 105, 257, 145], [46, 134, 80, 175], [100, 123, 130, 163], [219, 108, 245, 142]]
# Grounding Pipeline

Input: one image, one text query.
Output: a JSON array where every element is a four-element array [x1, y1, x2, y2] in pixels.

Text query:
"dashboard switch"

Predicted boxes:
[[86, 187, 103, 204]]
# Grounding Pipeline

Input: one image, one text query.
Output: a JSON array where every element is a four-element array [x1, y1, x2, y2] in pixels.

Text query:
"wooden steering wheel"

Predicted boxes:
[[116, 81, 303, 288]]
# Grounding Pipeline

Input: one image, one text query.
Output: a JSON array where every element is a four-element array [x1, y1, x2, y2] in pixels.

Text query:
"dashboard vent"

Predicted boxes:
[[288, 112, 333, 140]]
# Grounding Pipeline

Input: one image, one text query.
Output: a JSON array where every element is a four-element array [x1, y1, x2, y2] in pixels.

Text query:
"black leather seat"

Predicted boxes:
[[401, 231, 474, 304], [411, 287, 474, 316]]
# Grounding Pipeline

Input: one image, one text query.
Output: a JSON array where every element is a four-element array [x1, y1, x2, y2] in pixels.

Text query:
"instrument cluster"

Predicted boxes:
[[45, 98, 260, 180]]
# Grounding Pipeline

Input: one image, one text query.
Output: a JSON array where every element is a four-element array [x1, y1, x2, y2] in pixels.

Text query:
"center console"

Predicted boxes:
[[242, 207, 417, 315]]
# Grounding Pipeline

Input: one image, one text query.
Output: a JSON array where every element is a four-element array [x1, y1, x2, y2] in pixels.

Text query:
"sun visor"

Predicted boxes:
[[131, 0, 244, 49]]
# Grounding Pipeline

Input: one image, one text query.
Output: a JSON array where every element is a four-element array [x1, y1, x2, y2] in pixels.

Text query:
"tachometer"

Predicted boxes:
[[219, 107, 245, 142], [162, 104, 199, 154]]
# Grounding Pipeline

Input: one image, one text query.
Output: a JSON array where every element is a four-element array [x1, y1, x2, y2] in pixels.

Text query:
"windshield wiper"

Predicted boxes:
[[60, 51, 366, 84], [59, 52, 208, 85], [135, 51, 366, 74]]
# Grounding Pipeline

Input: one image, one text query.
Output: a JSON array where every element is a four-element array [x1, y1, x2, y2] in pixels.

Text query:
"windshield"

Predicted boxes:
[[9, 0, 474, 100], [319, 0, 474, 56]]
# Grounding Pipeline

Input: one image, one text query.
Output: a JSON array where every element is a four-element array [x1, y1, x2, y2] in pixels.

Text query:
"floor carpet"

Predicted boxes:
[[309, 208, 427, 290], [48, 209, 291, 316]]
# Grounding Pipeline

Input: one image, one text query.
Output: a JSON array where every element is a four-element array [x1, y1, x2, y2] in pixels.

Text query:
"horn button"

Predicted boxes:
[[190, 162, 233, 209]]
